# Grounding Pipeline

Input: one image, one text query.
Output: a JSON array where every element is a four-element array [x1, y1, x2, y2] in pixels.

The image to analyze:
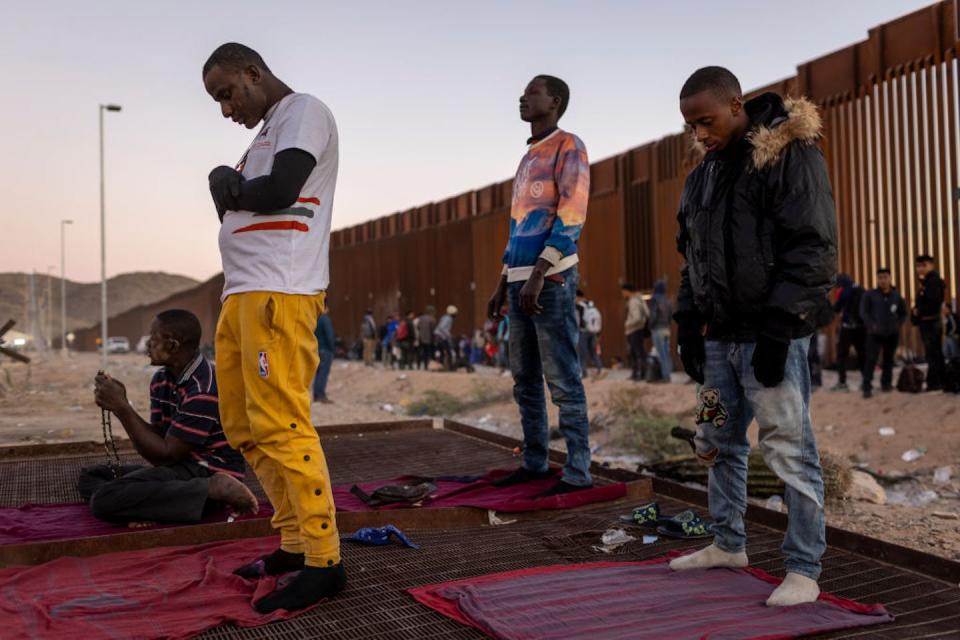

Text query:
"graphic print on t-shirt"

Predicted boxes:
[[218, 93, 339, 299]]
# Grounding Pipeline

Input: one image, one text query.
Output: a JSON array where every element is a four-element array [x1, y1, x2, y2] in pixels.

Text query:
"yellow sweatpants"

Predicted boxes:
[[215, 291, 340, 568]]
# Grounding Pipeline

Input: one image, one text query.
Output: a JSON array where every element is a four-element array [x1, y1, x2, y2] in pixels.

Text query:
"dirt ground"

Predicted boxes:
[[1, 351, 958, 560]]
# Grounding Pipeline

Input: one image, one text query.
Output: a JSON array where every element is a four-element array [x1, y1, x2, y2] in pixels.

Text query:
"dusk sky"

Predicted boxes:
[[2, 1, 930, 283]]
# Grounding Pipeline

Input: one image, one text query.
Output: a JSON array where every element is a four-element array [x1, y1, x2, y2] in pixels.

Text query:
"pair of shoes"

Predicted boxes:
[[862, 388, 872, 399], [830, 382, 849, 392], [619, 503, 710, 538], [880, 385, 893, 393], [535, 480, 592, 498], [926, 385, 943, 392], [491, 467, 554, 487]]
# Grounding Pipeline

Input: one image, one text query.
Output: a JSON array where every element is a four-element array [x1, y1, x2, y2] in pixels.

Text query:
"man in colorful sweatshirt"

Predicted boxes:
[[487, 75, 592, 496], [203, 42, 344, 613]]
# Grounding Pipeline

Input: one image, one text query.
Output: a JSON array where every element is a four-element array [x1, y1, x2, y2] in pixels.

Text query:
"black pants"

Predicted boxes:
[[435, 339, 454, 371], [418, 343, 434, 370], [78, 461, 212, 524], [399, 344, 415, 369], [627, 330, 647, 381], [863, 333, 898, 391], [919, 320, 946, 389], [836, 326, 865, 384]]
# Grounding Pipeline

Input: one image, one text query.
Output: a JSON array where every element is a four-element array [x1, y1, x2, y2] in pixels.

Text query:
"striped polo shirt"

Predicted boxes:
[[149, 353, 245, 478]]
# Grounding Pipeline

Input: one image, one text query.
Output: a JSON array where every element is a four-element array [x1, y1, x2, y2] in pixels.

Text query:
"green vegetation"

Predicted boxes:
[[405, 382, 513, 417], [606, 388, 689, 461], [405, 390, 464, 416]]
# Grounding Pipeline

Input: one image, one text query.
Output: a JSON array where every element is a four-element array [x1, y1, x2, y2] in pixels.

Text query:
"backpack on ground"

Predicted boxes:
[[583, 304, 602, 334], [645, 355, 663, 382], [896, 365, 925, 393]]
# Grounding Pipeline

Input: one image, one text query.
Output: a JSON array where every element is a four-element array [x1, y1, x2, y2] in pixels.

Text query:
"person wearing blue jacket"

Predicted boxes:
[[313, 310, 335, 403]]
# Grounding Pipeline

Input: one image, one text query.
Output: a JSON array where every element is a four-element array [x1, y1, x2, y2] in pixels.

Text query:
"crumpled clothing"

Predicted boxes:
[[348, 525, 419, 549]]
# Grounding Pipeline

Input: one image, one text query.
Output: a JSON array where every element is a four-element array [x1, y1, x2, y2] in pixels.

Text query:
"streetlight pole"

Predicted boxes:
[[60, 219, 72, 356], [99, 103, 121, 370], [45, 266, 53, 350]]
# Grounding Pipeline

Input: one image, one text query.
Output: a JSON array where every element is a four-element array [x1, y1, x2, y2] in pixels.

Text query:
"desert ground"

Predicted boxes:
[[1, 350, 957, 560]]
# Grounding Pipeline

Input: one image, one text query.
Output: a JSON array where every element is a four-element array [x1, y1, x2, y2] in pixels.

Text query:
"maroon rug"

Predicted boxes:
[[332, 469, 626, 513], [0, 503, 273, 545], [408, 557, 894, 640], [1, 469, 624, 545], [0, 535, 312, 640]]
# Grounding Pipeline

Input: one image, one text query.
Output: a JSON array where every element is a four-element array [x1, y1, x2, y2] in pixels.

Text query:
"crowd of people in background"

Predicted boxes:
[[818, 253, 959, 397], [355, 304, 483, 373], [311, 252, 960, 400], [341, 283, 679, 385]]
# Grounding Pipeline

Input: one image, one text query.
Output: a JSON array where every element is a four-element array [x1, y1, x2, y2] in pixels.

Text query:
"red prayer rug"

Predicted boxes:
[[408, 557, 894, 640]]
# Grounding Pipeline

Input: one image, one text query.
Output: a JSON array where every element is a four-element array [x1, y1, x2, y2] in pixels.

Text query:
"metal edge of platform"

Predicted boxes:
[[441, 419, 960, 585]]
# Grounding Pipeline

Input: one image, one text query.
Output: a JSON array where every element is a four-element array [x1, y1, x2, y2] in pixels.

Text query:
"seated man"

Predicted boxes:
[[78, 309, 258, 526]]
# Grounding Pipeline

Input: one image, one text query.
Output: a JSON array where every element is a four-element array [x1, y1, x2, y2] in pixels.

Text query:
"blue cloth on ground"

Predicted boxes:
[[349, 525, 419, 549]]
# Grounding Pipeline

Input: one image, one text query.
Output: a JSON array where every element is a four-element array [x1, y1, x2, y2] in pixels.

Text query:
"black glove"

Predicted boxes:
[[676, 315, 705, 384], [209, 166, 244, 221], [751, 335, 789, 387], [751, 310, 796, 388]]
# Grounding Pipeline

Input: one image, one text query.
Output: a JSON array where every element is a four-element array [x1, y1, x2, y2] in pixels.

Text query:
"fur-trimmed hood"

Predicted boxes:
[[688, 93, 822, 169], [746, 94, 821, 169]]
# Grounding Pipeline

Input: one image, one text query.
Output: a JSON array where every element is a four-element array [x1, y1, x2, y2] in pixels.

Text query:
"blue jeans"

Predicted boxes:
[[508, 267, 591, 486], [695, 338, 825, 579], [652, 328, 673, 380], [312, 349, 333, 400]]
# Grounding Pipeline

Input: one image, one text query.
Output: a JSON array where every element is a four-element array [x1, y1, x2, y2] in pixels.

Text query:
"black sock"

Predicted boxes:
[[492, 467, 554, 487], [234, 548, 305, 579], [254, 563, 347, 613], [537, 480, 592, 498]]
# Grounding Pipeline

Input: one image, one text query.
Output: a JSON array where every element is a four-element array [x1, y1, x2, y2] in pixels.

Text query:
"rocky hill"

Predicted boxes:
[[0, 271, 199, 337]]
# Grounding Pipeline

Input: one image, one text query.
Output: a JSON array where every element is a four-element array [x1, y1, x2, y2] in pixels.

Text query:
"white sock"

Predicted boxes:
[[766, 572, 821, 607], [669, 543, 749, 571]]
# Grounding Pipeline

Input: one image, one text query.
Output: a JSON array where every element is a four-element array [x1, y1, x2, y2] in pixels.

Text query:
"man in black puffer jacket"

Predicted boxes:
[[667, 67, 837, 609]]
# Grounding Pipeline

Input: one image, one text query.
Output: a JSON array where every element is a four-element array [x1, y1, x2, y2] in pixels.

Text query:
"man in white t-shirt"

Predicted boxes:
[[202, 42, 344, 613]]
